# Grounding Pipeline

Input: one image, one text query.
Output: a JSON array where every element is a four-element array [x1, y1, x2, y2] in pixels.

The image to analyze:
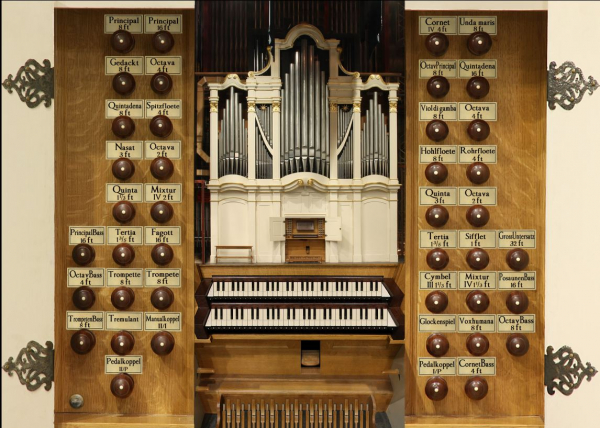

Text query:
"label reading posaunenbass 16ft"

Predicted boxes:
[[145, 100, 182, 118], [145, 269, 181, 287], [498, 271, 536, 290], [67, 268, 105, 288], [69, 227, 105, 245], [144, 312, 182, 331], [105, 355, 143, 374], [106, 100, 144, 119]]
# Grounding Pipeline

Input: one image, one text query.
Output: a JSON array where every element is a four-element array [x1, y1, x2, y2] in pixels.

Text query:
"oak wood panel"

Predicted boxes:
[[405, 416, 544, 428], [404, 11, 547, 419], [54, 9, 194, 416], [55, 414, 193, 428]]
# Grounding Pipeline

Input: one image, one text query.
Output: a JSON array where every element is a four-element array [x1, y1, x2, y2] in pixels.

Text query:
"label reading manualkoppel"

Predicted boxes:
[[419, 187, 457, 206], [105, 312, 143, 331], [497, 230, 536, 249], [145, 268, 181, 287], [144, 226, 181, 245], [498, 271, 536, 290], [106, 141, 143, 160], [458, 187, 497, 206], [104, 14, 143, 33], [419, 145, 457, 163], [106, 269, 144, 288], [458, 271, 496, 290], [105, 100, 144, 119], [145, 141, 181, 159], [106, 183, 143, 203], [145, 100, 182, 118], [67, 268, 105, 288], [419, 230, 457, 249], [458, 16, 497, 35], [144, 14, 182, 33], [418, 60, 457, 78], [107, 226, 143, 245], [418, 315, 457, 332], [145, 56, 182, 75], [105, 57, 144, 75], [419, 271, 457, 290], [458, 145, 497, 164], [457, 357, 496, 376], [105, 355, 143, 374], [458, 230, 497, 248], [497, 314, 536, 333], [458, 314, 496, 332], [458, 60, 497, 79], [69, 227, 105, 245], [419, 16, 457, 34], [419, 102, 457, 121], [144, 184, 182, 202], [144, 312, 182, 331], [66, 311, 104, 330], [418, 358, 456, 376], [458, 102, 497, 121]]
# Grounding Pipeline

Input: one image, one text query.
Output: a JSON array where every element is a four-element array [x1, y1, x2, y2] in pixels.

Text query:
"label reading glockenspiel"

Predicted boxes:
[[144, 184, 182, 202], [144, 312, 182, 331], [145, 269, 181, 287], [418, 315, 457, 332], [69, 227, 105, 245], [105, 355, 143, 374], [67, 268, 105, 288], [419, 271, 457, 289], [144, 226, 181, 245]]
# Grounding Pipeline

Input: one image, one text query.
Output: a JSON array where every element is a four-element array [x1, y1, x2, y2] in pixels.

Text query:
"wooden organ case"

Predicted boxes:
[[53, 4, 547, 428]]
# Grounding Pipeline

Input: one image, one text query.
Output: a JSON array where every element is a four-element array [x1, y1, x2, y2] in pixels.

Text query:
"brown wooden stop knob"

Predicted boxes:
[[72, 244, 95, 266], [466, 290, 490, 313], [151, 287, 175, 310], [425, 205, 449, 227], [425, 290, 449, 313], [112, 243, 135, 266], [427, 76, 450, 98], [150, 201, 174, 223], [467, 32, 493, 56], [112, 72, 136, 96], [506, 291, 529, 314], [466, 162, 490, 184], [426, 248, 449, 270], [465, 376, 488, 400], [425, 377, 448, 401], [506, 248, 529, 271], [151, 331, 175, 355], [506, 333, 530, 357], [467, 119, 490, 141], [426, 333, 450, 357], [149, 115, 173, 138], [152, 243, 174, 265], [111, 373, 134, 398], [70, 329, 96, 355], [150, 157, 174, 180], [466, 205, 490, 227], [425, 120, 449, 142], [111, 30, 135, 53], [425, 162, 448, 184], [112, 158, 135, 180], [111, 286, 135, 310], [425, 32, 449, 56], [112, 201, 136, 223], [110, 330, 135, 355], [112, 116, 135, 138], [153, 31, 175, 53], [466, 76, 490, 99], [150, 72, 173, 94], [466, 248, 489, 270], [466, 333, 490, 356], [72, 286, 96, 310]]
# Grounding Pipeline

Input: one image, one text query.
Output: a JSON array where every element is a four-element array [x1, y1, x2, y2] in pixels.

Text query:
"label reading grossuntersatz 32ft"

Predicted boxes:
[[497, 230, 536, 249], [418, 358, 456, 376], [419, 271, 458, 290], [69, 227, 105, 245], [105, 355, 143, 374]]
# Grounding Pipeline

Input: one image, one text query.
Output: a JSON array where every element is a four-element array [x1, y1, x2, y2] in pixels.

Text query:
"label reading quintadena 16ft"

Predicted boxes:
[[66, 311, 104, 330], [106, 141, 143, 160], [458, 145, 497, 164], [458, 102, 497, 121], [145, 141, 181, 159], [418, 358, 457, 376], [498, 271, 536, 290], [145, 184, 182, 202], [419, 145, 457, 163], [105, 355, 143, 374], [104, 15, 143, 33], [106, 269, 144, 288], [145, 56, 182, 75], [497, 315, 536, 333], [105, 57, 144, 75], [419, 187, 458, 206], [144, 312, 182, 331], [457, 357, 496, 376], [419, 271, 457, 290], [105, 100, 144, 119], [458, 187, 497, 206], [144, 14, 182, 33], [67, 268, 105, 288], [498, 230, 536, 249], [105, 312, 143, 331], [458, 60, 497, 79], [418, 60, 457, 78], [107, 227, 143, 245], [458, 272, 496, 290], [144, 227, 181, 245], [106, 183, 143, 203], [145, 100, 182, 118], [419, 102, 457, 121], [458, 230, 497, 248], [145, 269, 181, 287], [458, 16, 497, 35], [419, 16, 457, 34], [418, 315, 457, 332], [419, 230, 457, 249], [69, 227, 105, 245], [458, 315, 496, 332]]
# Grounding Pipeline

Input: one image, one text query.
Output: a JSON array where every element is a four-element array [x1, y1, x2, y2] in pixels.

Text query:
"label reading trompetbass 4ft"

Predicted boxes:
[[105, 355, 143, 374]]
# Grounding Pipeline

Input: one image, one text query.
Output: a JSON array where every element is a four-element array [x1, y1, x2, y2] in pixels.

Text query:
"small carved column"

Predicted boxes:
[[329, 102, 339, 179], [247, 95, 257, 180], [352, 85, 362, 179], [388, 90, 398, 181], [272, 99, 281, 179], [209, 89, 219, 180]]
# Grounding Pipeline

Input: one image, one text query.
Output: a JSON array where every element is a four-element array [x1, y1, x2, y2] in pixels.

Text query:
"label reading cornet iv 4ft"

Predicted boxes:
[[145, 269, 181, 287], [419, 271, 458, 290], [105, 100, 144, 119], [107, 227, 143, 245], [458, 315, 496, 332], [458, 230, 497, 248], [144, 184, 182, 202], [145, 141, 181, 159], [418, 315, 457, 332], [458, 145, 497, 164], [418, 358, 457, 376], [419, 230, 457, 249], [144, 312, 182, 331], [419, 102, 457, 121], [458, 60, 498, 79], [144, 227, 181, 245], [69, 227, 105, 245], [66, 312, 104, 330], [144, 15, 182, 33], [458, 102, 497, 121], [458, 16, 497, 35], [419, 145, 457, 163], [418, 60, 457, 78], [105, 312, 143, 331], [498, 230, 537, 249], [419, 187, 458, 206], [106, 184, 143, 203], [419, 16, 457, 34], [458, 187, 497, 205], [104, 15, 143, 33], [145, 56, 182, 75], [106, 141, 143, 160], [105, 355, 143, 374], [106, 269, 144, 288], [67, 268, 105, 288], [105, 57, 144, 75], [458, 272, 497, 290], [457, 357, 496, 376], [497, 315, 536, 333], [498, 271, 536, 290], [145, 100, 182, 118]]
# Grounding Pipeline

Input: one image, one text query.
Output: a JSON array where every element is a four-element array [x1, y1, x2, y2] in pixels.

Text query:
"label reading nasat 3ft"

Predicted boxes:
[[418, 358, 456, 376], [419, 271, 457, 290], [105, 57, 144, 75], [145, 227, 181, 245], [106, 141, 143, 160], [66, 311, 104, 330], [144, 312, 182, 331], [106, 269, 144, 288], [105, 312, 144, 331], [145, 269, 181, 287], [457, 357, 496, 376], [105, 355, 143, 374], [67, 268, 105, 288], [498, 271, 536, 290], [418, 60, 457, 78], [69, 227, 105, 245]]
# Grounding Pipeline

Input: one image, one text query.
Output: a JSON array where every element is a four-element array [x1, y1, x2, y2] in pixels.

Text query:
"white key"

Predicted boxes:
[[387, 310, 397, 328], [381, 282, 390, 299]]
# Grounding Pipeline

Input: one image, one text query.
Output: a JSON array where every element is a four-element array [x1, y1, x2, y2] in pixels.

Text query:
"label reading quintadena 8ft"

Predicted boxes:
[[69, 227, 105, 245], [418, 358, 456, 376], [418, 60, 457, 78], [105, 100, 144, 119], [419, 271, 458, 290], [67, 268, 105, 288], [105, 355, 143, 374], [418, 315, 457, 332]]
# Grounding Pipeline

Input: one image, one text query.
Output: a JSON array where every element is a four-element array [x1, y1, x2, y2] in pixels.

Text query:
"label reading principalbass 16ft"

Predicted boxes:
[[458, 102, 497, 121], [418, 60, 457, 78], [498, 271, 536, 290], [419, 16, 457, 34], [144, 312, 182, 331], [145, 56, 182, 75], [419, 145, 457, 163], [145, 100, 182, 118], [498, 230, 536, 249], [144, 226, 181, 245], [106, 183, 144, 203], [457, 357, 496, 376], [458, 60, 497, 79], [69, 227, 105, 245], [105, 355, 143, 374], [419, 271, 458, 290], [104, 15, 143, 33], [497, 314, 536, 333], [145, 269, 181, 288], [66, 311, 104, 330], [105, 57, 144, 75], [106, 141, 143, 160], [419, 102, 457, 121], [144, 15, 182, 33], [106, 269, 144, 288], [418, 358, 456, 376], [419, 230, 457, 249], [145, 184, 182, 202], [67, 268, 105, 288], [105, 100, 144, 119], [458, 16, 497, 35], [418, 315, 457, 332], [419, 187, 458, 206], [458, 145, 497, 164]]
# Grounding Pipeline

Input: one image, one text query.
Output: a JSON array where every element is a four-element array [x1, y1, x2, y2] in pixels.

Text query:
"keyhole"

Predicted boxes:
[[305, 246, 310, 254]]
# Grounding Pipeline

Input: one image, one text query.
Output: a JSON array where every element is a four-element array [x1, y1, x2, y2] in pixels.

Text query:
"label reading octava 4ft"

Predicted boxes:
[[69, 227, 105, 245], [145, 269, 181, 287], [458, 102, 497, 121], [67, 268, 105, 288], [145, 56, 182, 75], [105, 355, 143, 374], [106, 269, 144, 288]]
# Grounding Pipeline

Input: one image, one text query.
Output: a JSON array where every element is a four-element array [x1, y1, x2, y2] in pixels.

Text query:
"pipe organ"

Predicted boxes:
[[47, 3, 548, 428]]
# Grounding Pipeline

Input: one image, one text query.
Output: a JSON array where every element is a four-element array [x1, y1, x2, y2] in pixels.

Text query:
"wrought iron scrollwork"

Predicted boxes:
[[548, 61, 598, 110], [2, 340, 54, 391], [545, 345, 597, 396], [2, 59, 54, 108]]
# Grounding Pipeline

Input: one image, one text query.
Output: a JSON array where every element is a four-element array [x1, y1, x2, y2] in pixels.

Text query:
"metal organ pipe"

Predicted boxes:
[[217, 87, 248, 177], [360, 92, 390, 178]]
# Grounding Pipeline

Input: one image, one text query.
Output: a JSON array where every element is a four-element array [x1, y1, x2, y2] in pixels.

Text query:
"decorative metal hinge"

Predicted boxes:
[[2, 340, 54, 391], [545, 345, 597, 396], [548, 61, 598, 110], [2, 59, 54, 108]]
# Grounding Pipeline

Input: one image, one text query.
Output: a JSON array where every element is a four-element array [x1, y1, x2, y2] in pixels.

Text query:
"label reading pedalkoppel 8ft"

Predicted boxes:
[[419, 271, 457, 290], [105, 355, 143, 374], [418, 315, 457, 332], [419, 16, 457, 34], [498, 271, 536, 290], [145, 269, 181, 288], [106, 269, 144, 288], [418, 358, 456, 376], [69, 227, 105, 245], [106, 141, 143, 160], [144, 226, 181, 245], [105, 100, 144, 119], [418, 60, 457, 78], [144, 14, 182, 33], [67, 268, 105, 288], [104, 15, 143, 33], [106, 184, 144, 203], [66, 311, 104, 330], [144, 312, 182, 331], [145, 100, 182, 118]]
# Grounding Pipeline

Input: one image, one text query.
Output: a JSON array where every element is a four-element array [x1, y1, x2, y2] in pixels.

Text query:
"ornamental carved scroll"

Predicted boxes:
[[3, 340, 54, 391], [545, 345, 597, 396], [547, 61, 598, 110], [2, 59, 54, 108]]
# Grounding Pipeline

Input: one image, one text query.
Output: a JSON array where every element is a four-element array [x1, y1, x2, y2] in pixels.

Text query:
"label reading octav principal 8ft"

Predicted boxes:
[[418, 60, 458, 78]]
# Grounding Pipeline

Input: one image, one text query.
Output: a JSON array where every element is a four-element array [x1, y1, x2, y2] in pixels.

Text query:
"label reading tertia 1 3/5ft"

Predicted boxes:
[[107, 226, 143, 245], [419, 230, 457, 249]]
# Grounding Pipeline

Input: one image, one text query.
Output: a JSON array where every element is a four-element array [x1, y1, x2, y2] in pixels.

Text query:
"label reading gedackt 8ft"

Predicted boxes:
[[458, 271, 497, 290], [419, 145, 457, 163], [104, 15, 143, 33], [418, 60, 457, 78], [458, 102, 497, 121], [419, 230, 457, 249], [106, 183, 144, 203], [457, 357, 496, 376], [105, 100, 144, 119], [106, 269, 144, 288], [458, 16, 497, 35], [418, 315, 457, 332], [105, 57, 144, 75], [497, 271, 536, 290], [497, 314, 536, 333], [144, 226, 181, 245], [105, 312, 143, 331], [458, 230, 497, 248], [497, 230, 536, 249], [107, 226, 143, 246], [145, 269, 181, 288], [458, 187, 497, 206], [458, 60, 498, 79], [106, 141, 143, 160], [144, 15, 182, 33], [419, 16, 457, 34], [418, 358, 457, 376], [105, 355, 143, 374], [66, 311, 104, 330], [144, 312, 182, 331], [144, 184, 182, 202], [458, 145, 497, 164], [419, 187, 458, 206], [419, 102, 457, 121], [145, 56, 182, 75], [145, 100, 182, 118], [67, 268, 105, 288], [419, 271, 458, 290], [145, 141, 181, 159], [69, 227, 105, 245], [458, 314, 496, 332]]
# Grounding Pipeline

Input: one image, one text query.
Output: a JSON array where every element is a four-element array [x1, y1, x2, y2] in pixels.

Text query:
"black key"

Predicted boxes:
[[277, 309, 280, 320], [370, 282, 373, 292]]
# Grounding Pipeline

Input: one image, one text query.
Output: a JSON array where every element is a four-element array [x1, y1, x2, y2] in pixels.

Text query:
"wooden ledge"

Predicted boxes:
[[55, 414, 194, 428], [406, 416, 544, 428]]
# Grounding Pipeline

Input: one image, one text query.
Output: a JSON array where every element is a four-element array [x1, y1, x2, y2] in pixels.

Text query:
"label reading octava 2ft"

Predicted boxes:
[[458, 187, 497, 206], [105, 355, 143, 374], [145, 141, 181, 159]]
